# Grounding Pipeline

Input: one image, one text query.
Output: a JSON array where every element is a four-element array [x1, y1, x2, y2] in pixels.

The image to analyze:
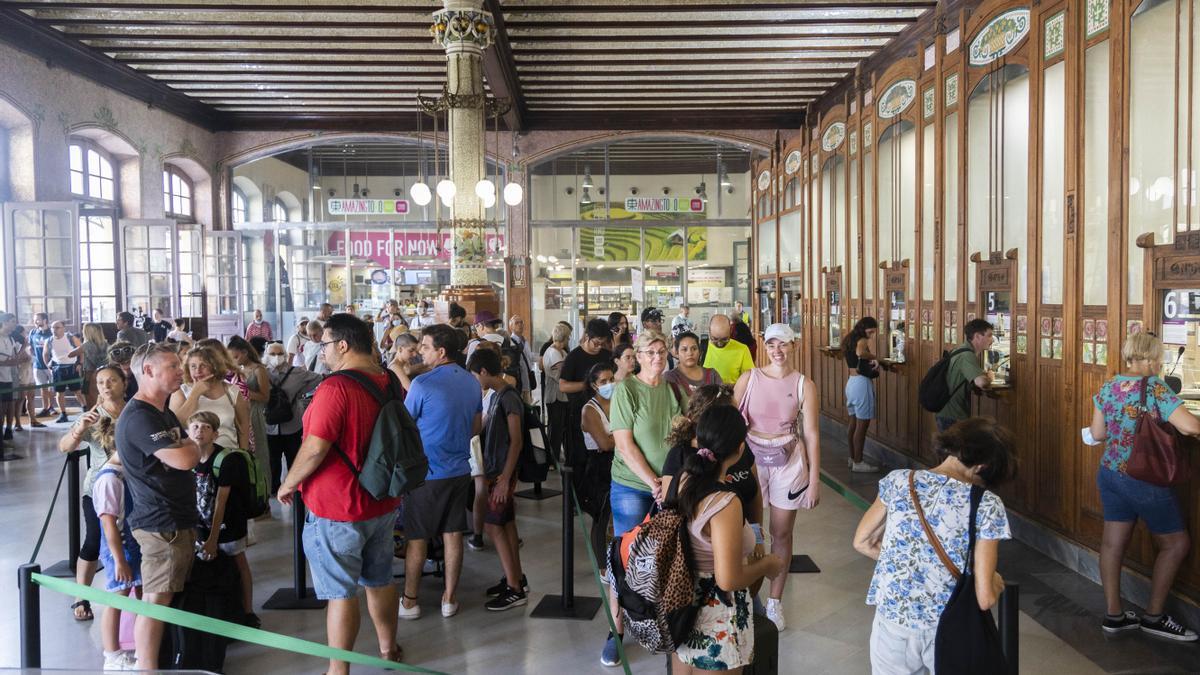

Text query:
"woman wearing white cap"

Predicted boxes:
[[732, 322, 821, 632]]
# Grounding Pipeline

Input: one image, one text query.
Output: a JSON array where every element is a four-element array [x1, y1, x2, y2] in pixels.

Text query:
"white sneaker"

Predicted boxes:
[[765, 598, 786, 631], [850, 460, 882, 473], [441, 600, 459, 618], [103, 650, 136, 671], [398, 599, 421, 621]]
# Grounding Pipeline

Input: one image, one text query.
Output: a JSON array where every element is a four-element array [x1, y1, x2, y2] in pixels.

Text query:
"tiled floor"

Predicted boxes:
[[0, 415, 1184, 673]]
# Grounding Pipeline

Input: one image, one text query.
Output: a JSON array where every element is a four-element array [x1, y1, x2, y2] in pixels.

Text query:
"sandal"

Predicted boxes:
[[71, 599, 93, 621], [381, 645, 404, 662]]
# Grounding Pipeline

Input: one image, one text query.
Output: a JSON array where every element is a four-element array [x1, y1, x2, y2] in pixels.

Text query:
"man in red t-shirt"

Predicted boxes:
[[278, 314, 403, 674]]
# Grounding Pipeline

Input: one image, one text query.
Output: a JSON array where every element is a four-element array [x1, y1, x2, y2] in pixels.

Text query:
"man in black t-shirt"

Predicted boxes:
[[115, 343, 200, 670], [149, 309, 173, 343], [558, 318, 613, 469]]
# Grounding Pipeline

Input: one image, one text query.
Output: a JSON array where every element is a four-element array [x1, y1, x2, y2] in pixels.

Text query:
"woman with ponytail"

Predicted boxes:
[[840, 317, 882, 473], [667, 405, 784, 673]]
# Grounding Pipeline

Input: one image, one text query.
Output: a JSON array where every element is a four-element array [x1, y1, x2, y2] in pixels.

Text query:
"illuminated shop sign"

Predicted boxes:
[[327, 199, 410, 216], [623, 197, 705, 213]]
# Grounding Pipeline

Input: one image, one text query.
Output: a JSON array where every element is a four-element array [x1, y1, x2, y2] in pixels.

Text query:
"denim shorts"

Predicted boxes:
[[610, 481, 655, 537], [303, 510, 396, 600], [1096, 467, 1185, 535], [845, 375, 876, 420]]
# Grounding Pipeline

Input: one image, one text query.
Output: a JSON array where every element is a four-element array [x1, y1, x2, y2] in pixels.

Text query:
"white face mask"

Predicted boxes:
[[264, 354, 288, 369], [392, 319, 405, 327]]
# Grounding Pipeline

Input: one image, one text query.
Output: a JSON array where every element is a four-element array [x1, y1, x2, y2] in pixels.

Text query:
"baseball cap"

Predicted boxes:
[[640, 307, 663, 323], [473, 309, 499, 325], [764, 323, 796, 343]]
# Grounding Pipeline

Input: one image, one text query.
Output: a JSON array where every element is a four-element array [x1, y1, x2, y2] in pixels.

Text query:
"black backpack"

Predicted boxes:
[[918, 346, 974, 413], [329, 369, 428, 500], [517, 403, 550, 484], [501, 337, 534, 389], [264, 367, 298, 425]]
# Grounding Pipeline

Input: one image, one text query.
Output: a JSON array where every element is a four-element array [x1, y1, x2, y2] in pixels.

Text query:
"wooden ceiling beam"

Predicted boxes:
[[523, 109, 805, 131], [6, 2, 432, 11], [505, 2, 935, 12], [66, 33, 435, 44], [504, 17, 919, 28], [0, 7, 222, 129], [480, 0, 525, 132], [512, 45, 877, 55]]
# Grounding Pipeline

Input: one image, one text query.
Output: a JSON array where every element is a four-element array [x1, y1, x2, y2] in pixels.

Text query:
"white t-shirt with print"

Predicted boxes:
[[866, 469, 1010, 629]]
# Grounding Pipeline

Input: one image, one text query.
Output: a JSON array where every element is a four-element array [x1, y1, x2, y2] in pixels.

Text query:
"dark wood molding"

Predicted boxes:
[[509, 2, 937, 12], [0, 7, 221, 129], [481, 0, 525, 132]]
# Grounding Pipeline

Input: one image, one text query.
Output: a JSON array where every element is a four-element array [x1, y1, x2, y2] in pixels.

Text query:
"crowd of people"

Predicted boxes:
[[19, 298, 1198, 674]]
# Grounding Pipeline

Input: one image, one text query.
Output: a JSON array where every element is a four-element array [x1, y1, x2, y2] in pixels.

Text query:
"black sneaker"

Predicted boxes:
[[1102, 610, 1141, 633], [467, 534, 484, 551], [486, 574, 529, 597], [484, 585, 527, 611], [1141, 614, 1199, 641], [243, 612, 262, 629], [55, 413, 69, 424]]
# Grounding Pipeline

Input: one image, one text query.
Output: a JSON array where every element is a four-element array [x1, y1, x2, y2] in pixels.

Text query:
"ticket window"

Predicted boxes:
[[882, 263, 909, 363], [1159, 289, 1200, 397], [984, 290, 1013, 382], [826, 269, 842, 347], [757, 277, 777, 328]]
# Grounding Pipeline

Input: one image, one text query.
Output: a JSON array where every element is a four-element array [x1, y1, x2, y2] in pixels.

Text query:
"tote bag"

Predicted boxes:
[[1127, 376, 1190, 486]]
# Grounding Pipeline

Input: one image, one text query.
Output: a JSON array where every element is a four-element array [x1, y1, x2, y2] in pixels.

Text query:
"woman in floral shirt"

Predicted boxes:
[[852, 418, 1014, 674], [1088, 332, 1200, 641]]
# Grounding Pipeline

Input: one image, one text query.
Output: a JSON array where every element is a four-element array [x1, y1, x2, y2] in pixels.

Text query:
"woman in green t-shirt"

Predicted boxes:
[[599, 330, 685, 667]]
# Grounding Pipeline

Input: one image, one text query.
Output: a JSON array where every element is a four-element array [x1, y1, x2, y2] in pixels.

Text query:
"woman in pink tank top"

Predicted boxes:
[[732, 323, 821, 632]]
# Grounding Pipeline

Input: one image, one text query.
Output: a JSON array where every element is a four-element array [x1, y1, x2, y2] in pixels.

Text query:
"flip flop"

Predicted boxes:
[[71, 599, 93, 621]]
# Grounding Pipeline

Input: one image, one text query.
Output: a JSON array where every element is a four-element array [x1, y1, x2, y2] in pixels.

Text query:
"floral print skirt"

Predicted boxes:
[[675, 573, 755, 671]]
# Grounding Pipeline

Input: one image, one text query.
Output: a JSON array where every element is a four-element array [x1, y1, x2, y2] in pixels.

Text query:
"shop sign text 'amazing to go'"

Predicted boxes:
[[624, 197, 705, 213], [327, 199, 409, 216]]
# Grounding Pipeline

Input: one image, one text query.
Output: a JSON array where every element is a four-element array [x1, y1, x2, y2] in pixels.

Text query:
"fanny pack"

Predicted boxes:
[[745, 432, 796, 467]]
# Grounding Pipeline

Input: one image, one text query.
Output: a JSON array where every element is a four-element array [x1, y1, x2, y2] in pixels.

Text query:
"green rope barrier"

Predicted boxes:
[[31, 573, 446, 674], [0, 378, 83, 395], [818, 470, 873, 512]]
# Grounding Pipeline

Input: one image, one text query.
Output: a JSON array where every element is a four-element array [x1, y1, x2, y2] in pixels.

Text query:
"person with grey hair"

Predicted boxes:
[[541, 321, 572, 463], [262, 341, 322, 495], [115, 342, 200, 669]]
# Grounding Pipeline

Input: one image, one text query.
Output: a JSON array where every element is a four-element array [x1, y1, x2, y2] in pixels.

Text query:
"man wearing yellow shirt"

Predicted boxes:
[[703, 314, 755, 384]]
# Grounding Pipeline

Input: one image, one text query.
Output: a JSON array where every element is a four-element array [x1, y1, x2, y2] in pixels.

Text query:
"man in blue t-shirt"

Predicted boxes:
[[399, 323, 482, 621], [29, 312, 55, 416]]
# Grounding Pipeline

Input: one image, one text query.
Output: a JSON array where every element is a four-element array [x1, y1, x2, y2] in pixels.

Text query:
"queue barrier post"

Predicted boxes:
[[998, 581, 1019, 675], [19, 563, 41, 668], [530, 465, 601, 621], [45, 449, 87, 578], [262, 496, 326, 610]]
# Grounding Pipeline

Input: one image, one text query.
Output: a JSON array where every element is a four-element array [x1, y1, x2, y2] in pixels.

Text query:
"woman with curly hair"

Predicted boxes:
[[169, 346, 249, 451]]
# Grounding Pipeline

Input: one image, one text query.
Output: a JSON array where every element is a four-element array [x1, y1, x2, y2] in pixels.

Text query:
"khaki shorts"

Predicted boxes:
[[132, 528, 195, 594]]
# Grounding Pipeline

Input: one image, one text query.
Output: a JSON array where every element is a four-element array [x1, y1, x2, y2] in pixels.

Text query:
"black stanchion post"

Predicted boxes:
[[18, 563, 41, 668], [999, 582, 1019, 675], [531, 465, 601, 620], [262, 496, 326, 610], [45, 449, 84, 578]]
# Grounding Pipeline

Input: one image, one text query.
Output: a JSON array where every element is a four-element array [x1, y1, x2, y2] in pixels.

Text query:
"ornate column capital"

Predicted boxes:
[[431, 7, 496, 52]]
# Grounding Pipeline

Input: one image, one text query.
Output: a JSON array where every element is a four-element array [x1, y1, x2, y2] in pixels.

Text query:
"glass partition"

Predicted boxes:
[[781, 276, 803, 337], [779, 210, 802, 273], [889, 288, 907, 361], [1042, 62, 1066, 306], [820, 155, 845, 274], [922, 124, 935, 301], [757, 217, 777, 275], [1128, 1, 1167, 303], [849, 156, 860, 298], [944, 113, 960, 302], [984, 289, 1013, 381], [877, 121, 917, 268], [758, 277, 777, 327]]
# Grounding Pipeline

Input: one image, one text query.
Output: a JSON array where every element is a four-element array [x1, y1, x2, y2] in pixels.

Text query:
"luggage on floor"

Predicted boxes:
[[743, 611, 779, 675], [159, 553, 243, 673]]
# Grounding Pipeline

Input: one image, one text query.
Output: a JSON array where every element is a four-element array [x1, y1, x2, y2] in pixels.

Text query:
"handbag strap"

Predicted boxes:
[[1139, 376, 1151, 413], [908, 470, 962, 581]]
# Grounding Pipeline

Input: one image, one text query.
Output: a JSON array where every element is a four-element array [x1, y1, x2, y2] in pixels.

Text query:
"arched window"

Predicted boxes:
[[163, 166, 193, 219], [232, 187, 247, 225], [272, 198, 288, 222], [69, 141, 115, 202]]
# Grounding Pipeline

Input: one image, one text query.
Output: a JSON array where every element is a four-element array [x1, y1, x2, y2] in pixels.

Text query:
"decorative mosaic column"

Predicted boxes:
[[431, 0, 496, 314]]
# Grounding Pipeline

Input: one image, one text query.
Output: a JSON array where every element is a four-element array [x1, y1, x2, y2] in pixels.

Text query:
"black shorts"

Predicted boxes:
[[402, 475, 471, 540], [53, 365, 80, 392], [484, 476, 517, 526]]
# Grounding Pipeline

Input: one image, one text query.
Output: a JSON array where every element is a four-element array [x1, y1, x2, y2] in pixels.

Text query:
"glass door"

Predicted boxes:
[[205, 232, 241, 342], [78, 209, 119, 323], [120, 219, 175, 320], [3, 202, 79, 325]]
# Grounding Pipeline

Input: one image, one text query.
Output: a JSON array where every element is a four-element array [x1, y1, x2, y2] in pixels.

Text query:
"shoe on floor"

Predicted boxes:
[[1140, 614, 1198, 641], [487, 574, 529, 597], [102, 650, 136, 671], [600, 632, 623, 667], [37, 408, 54, 417], [485, 585, 528, 611], [1101, 610, 1141, 633], [850, 460, 881, 473], [397, 598, 421, 621], [467, 534, 485, 551], [2, 428, 11, 440], [441, 599, 459, 618], [243, 612, 262, 629], [765, 598, 786, 631], [55, 413, 69, 424]]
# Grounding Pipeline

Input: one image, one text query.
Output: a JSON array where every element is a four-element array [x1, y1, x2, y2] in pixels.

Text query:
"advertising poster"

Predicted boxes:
[[578, 225, 707, 262]]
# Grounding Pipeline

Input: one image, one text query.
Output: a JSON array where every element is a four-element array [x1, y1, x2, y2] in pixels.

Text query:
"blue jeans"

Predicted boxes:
[[303, 510, 396, 600], [610, 481, 655, 537], [1096, 467, 1185, 535]]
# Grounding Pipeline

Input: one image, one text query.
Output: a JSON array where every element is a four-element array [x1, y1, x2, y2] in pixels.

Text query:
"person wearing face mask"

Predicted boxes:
[[287, 319, 310, 368], [379, 313, 410, 359], [262, 341, 322, 494], [703, 314, 755, 385], [580, 362, 616, 570], [374, 300, 400, 344], [244, 309, 273, 342]]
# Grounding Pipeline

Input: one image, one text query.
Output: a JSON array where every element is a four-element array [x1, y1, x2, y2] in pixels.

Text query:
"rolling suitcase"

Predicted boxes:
[[160, 553, 244, 672]]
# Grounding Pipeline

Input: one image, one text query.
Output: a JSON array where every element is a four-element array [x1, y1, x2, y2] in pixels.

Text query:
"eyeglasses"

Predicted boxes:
[[639, 349, 668, 358], [317, 340, 338, 351]]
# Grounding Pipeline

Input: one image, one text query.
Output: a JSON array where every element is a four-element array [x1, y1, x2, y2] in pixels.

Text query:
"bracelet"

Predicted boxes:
[[750, 523, 764, 546]]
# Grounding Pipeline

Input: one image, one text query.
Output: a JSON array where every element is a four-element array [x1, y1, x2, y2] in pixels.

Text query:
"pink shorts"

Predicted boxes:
[[752, 438, 810, 511]]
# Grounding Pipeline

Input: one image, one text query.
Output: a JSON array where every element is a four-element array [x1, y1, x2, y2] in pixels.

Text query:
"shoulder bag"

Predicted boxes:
[[908, 471, 1006, 675], [1127, 376, 1190, 486]]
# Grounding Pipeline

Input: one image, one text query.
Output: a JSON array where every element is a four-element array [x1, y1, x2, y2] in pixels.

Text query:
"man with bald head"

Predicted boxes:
[[703, 313, 755, 384]]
